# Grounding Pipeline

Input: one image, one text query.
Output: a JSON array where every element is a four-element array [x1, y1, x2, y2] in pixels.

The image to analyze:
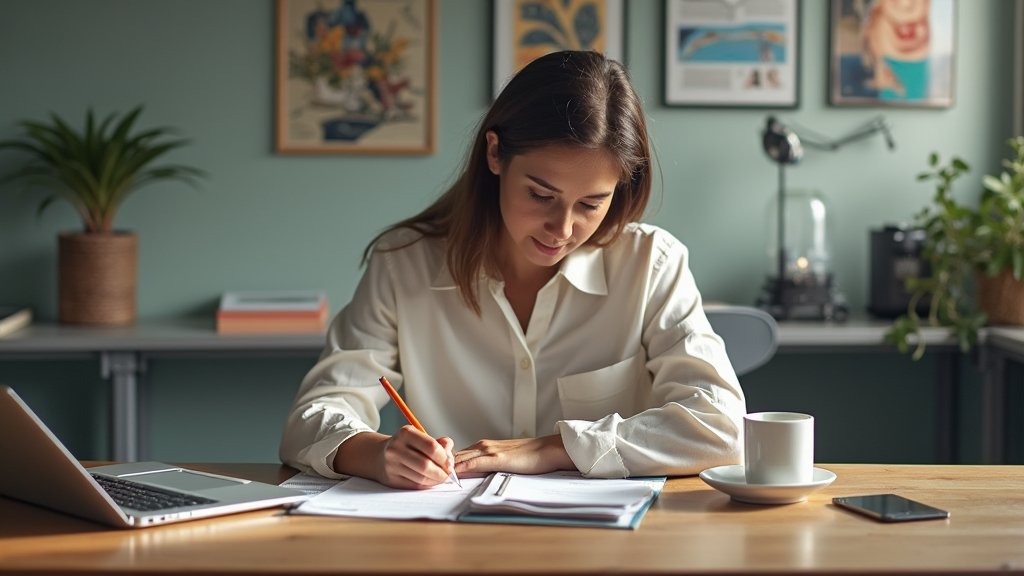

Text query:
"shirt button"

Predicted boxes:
[[519, 358, 530, 370]]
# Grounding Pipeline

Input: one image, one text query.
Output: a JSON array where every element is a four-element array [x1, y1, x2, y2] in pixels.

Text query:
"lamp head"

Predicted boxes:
[[762, 116, 803, 165]]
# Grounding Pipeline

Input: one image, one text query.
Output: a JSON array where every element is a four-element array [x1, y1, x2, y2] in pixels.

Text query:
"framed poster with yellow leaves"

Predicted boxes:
[[492, 0, 624, 98]]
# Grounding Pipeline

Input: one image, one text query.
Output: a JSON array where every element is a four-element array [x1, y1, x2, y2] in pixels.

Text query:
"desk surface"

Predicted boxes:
[[0, 316, 1001, 352], [988, 326, 1024, 358], [1, 463, 1023, 575], [0, 318, 326, 353], [775, 318, 963, 350]]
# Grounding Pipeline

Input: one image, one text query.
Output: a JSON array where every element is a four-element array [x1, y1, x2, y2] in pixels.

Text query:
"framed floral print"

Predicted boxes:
[[492, 0, 625, 98], [828, 0, 955, 108], [663, 0, 800, 108], [275, 0, 436, 154]]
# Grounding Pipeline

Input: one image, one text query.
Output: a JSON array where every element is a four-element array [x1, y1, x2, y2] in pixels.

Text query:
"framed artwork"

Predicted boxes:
[[275, 0, 436, 155], [829, 0, 955, 108], [663, 0, 800, 108], [492, 0, 625, 98]]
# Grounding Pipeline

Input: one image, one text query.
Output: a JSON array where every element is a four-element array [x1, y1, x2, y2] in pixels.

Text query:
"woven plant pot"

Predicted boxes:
[[58, 232, 137, 325], [976, 270, 1024, 326]]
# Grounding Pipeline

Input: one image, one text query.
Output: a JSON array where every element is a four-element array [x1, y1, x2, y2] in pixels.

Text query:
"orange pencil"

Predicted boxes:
[[378, 376, 462, 487]]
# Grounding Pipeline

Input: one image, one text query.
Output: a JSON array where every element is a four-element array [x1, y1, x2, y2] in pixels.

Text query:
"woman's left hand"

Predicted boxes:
[[453, 434, 575, 476]]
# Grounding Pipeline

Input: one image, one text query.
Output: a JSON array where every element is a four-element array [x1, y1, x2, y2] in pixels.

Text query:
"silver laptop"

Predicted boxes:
[[0, 385, 307, 528]]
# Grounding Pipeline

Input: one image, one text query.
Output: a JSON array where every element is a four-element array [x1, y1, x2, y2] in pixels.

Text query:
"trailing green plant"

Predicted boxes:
[[886, 137, 1024, 359], [0, 106, 205, 234]]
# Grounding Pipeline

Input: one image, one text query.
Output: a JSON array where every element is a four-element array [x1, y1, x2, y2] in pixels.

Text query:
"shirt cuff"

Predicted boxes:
[[555, 416, 629, 478], [303, 427, 372, 479]]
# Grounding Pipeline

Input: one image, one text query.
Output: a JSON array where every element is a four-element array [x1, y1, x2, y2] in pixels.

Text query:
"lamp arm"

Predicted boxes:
[[790, 116, 895, 152]]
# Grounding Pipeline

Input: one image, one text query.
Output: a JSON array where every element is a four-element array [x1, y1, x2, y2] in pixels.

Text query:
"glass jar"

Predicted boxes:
[[765, 189, 832, 286]]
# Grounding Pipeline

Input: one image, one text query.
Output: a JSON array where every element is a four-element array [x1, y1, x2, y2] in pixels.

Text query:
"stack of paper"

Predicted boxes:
[[291, 470, 665, 530], [216, 290, 329, 334], [466, 472, 656, 521]]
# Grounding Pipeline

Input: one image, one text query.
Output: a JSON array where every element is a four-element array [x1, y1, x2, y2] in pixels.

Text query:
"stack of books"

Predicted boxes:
[[216, 291, 329, 334]]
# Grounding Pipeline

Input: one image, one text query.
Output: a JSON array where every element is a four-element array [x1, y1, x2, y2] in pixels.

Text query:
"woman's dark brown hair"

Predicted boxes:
[[364, 50, 653, 313]]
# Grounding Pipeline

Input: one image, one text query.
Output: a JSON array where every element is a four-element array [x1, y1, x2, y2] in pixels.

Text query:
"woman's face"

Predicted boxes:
[[485, 131, 620, 279]]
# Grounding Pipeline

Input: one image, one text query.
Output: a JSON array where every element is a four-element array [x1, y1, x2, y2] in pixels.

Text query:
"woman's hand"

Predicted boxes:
[[381, 425, 457, 489], [454, 434, 574, 476], [333, 426, 456, 490]]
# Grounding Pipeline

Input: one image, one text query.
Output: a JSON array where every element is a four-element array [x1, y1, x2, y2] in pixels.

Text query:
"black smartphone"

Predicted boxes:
[[832, 494, 950, 522]]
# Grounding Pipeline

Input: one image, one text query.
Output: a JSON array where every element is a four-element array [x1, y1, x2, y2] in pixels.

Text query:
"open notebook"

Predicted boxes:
[[291, 470, 665, 529]]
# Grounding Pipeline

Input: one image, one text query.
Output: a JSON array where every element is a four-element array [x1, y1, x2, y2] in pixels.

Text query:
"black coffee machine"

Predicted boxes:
[[868, 225, 930, 318]]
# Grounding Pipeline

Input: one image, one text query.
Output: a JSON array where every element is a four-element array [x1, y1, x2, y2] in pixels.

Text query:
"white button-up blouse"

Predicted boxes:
[[279, 223, 746, 479]]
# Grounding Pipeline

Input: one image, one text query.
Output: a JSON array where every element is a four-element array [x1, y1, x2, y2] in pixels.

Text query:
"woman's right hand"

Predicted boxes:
[[333, 427, 455, 490], [379, 425, 457, 489]]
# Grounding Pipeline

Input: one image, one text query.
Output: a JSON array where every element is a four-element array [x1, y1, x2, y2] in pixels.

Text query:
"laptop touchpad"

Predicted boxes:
[[133, 470, 244, 492]]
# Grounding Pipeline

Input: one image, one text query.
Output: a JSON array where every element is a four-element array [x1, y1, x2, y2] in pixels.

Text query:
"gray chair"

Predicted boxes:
[[704, 305, 778, 376]]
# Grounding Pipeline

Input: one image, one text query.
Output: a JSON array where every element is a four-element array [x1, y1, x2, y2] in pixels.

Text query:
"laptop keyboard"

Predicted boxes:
[[91, 474, 216, 511]]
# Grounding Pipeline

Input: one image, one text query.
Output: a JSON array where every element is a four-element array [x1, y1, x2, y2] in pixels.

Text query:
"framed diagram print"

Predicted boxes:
[[664, 0, 800, 108], [275, 0, 436, 154], [492, 0, 625, 98], [829, 0, 955, 107]]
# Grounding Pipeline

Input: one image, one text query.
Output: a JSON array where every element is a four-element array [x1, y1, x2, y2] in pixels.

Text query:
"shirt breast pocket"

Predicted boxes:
[[556, 351, 650, 421]]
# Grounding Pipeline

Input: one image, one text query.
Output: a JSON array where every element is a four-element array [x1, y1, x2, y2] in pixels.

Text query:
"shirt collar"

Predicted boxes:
[[430, 244, 608, 296], [431, 260, 457, 290], [558, 244, 607, 296]]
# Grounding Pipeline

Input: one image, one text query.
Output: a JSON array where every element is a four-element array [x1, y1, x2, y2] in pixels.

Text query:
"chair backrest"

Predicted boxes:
[[704, 304, 778, 376]]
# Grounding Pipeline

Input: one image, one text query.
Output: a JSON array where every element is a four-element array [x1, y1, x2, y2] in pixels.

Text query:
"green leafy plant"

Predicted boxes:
[[0, 106, 205, 234], [887, 137, 1024, 359]]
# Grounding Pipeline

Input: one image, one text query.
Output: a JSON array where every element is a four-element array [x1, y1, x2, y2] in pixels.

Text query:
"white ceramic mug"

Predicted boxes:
[[744, 412, 814, 485]]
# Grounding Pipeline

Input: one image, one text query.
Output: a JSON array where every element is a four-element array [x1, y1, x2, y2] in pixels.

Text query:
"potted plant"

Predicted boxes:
[[887, 137, 1024, 359], [0, 106, 204, 325]]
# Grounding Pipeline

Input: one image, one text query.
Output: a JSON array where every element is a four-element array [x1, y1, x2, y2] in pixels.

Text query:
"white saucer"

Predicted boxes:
[[699, 465, 836, 505]]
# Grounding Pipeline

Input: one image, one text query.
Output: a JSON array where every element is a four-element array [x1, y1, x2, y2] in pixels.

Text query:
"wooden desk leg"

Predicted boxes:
[[101, 352, 141, 462], [935, 352, 959, 464]]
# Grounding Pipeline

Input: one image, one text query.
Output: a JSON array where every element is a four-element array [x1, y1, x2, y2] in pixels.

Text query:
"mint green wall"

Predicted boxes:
[[0, 1, 1014, 463]]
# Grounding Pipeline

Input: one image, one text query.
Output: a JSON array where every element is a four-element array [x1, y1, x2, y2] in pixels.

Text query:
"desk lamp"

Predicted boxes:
[[756, 115, 895, 321]]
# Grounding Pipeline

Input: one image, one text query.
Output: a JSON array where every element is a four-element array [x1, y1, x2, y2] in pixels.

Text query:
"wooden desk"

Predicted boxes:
[[2, 463, 1023, 575]]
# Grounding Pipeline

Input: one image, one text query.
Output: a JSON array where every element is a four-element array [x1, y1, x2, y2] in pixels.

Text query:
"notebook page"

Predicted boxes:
[[473, 471, 655, 508], [280, 471, 340, 496], [292, 475, 485, 520]]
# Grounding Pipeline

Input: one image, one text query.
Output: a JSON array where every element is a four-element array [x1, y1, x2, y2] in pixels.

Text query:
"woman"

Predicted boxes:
[[279, 50, 745, 489]]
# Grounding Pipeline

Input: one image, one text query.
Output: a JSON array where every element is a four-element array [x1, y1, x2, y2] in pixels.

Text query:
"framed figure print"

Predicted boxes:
[[492, 0, 624, 98], [664, 0, 800, 108], [275, 0, 436, 155], [829, 0, 955, 108]]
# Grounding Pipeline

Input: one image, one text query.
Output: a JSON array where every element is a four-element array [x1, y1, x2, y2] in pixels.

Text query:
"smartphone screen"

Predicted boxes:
[[832, 494, 950, 522]]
